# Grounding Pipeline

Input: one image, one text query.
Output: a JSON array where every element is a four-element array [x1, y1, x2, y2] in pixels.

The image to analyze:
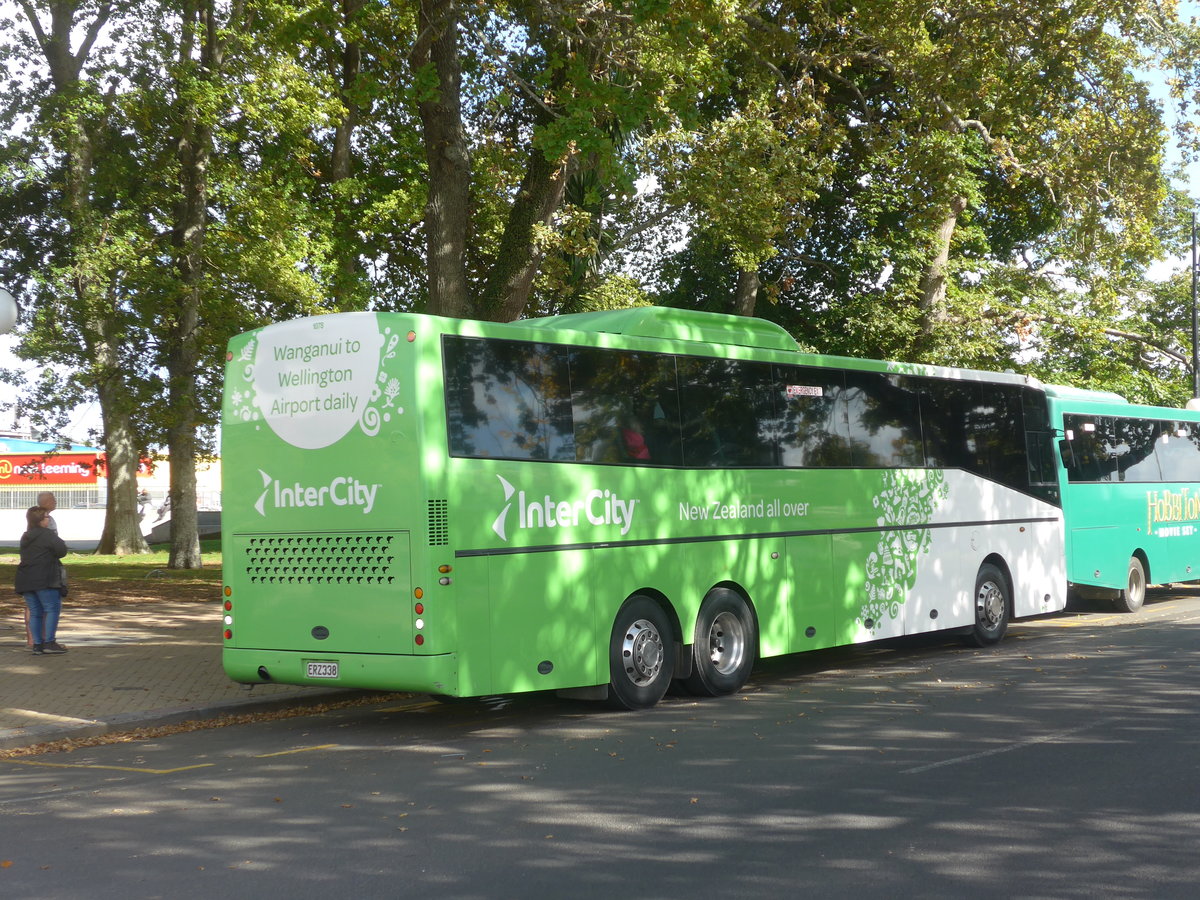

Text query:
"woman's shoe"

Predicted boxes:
[[43, 642, 68, 654], [31, 644, 44, 655]]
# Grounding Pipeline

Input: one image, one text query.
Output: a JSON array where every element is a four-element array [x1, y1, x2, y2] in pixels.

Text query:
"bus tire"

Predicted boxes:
[[684, 589, 757, 697], [966, 563, 1009, 647], [607, 595, 675, 710], [1114, 556, 1146, 613]]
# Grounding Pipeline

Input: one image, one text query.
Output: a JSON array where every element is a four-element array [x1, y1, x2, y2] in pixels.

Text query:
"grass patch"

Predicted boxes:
[[0, 544, 224, 611]]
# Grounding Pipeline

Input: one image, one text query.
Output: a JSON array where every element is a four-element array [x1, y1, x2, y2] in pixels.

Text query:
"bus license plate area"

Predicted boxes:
[[306, 660, 339, 679]]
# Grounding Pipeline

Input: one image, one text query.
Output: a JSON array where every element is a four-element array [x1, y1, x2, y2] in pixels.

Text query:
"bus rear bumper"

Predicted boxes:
[[223, 648, 458, 695]]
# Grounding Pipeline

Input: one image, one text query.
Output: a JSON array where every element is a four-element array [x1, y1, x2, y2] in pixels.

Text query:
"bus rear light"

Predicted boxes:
[[407, 331, 416, 343], [414, 587, 424, 599], [415, 618, 425, 630], [224, 586, 232, 597], [414, 603, 424, 614], [415, 634, 425, 646], [224, 629, 232, 640], [438, 565, 452, 574], [438, 577, 451, 586], [224, 615, 233, 626], [224, 599, 232, 611]]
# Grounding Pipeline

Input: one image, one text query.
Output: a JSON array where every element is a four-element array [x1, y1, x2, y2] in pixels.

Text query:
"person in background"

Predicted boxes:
[[36, 491, 57, 533], [22, 492, 59, 648], [14, 505, 69, 655]]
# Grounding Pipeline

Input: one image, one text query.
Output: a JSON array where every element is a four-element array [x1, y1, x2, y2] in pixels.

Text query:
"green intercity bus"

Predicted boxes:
[[1046, 385, 1200, 612], [221, 307, 1067, 709]]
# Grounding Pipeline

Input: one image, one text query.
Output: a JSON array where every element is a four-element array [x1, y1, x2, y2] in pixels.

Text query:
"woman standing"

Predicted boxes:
[[14, 505, 69, 655]]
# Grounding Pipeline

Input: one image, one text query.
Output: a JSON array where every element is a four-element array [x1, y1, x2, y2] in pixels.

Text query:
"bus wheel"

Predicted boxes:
[[966, 563, 1009, 647], [685, 589, 757, 697], [607, 596, 675, 710], [1114, 557, 1146, 613]]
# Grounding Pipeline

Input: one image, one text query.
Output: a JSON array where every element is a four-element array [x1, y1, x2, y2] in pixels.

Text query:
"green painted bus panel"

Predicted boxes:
[[486, 550, 600, 693], [223, 647, 457, 693], [784, 534, 837, 651], [222, 312, 443, 676], [1047, 393, 1200, 591], [521, 306, 802, 353], [1042, 384, 1129, 405], [442, 556, 491, 697], [229, 530, 413, 653], [1067, 524, 1123, 589]]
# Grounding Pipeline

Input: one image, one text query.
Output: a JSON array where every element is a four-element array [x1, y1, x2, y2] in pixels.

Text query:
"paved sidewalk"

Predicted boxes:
[[0, 600, 357, 751]]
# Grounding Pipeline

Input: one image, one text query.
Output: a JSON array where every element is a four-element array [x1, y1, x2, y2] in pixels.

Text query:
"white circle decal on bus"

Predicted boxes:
[[251, 314, 387, 450]]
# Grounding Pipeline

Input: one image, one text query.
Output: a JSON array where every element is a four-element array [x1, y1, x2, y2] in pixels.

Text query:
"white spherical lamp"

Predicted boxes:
[[0, 287, 16, 335]]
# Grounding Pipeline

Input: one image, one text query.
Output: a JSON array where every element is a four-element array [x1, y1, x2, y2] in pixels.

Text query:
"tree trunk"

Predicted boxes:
[[163, 0, 223, 568], [479, 147, 575, 322], [732, 268, 760, 317], [917, 194, 967, 343], [329, 0, 365, 307], [26, 1, 148, 555], [413, 0, 471, 318], [166, 138, 204, 566], [96, 396, 150, 555]]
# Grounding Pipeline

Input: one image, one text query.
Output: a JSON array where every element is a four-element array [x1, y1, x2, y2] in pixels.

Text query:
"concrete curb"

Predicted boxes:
[[0, 686, 366, 752]]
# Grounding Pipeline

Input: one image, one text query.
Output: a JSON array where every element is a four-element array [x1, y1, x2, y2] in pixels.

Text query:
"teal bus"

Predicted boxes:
[[221, 307, 1067, 709], [1046, 385, 1200, 612]]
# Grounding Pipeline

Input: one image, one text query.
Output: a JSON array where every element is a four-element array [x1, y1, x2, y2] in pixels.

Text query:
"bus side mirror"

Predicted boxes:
[[1058, 439, 1075, 467]]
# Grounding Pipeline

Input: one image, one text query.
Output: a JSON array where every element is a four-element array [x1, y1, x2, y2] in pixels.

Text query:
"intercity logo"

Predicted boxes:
[[491, 475, 639, 541], [0, 459, 10, 480], [254, 469, 382, 516]]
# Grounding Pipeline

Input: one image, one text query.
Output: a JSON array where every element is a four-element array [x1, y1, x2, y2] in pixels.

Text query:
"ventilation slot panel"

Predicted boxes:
[[241, 532, 402, 586], [427, 500, 448, 546]]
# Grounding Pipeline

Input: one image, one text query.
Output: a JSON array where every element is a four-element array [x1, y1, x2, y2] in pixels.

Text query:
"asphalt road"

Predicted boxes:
[[2, 587, 1199, 899]]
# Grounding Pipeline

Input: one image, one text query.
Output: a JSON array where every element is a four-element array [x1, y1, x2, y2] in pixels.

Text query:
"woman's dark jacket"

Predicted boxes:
[[14, 526, 68, 594]]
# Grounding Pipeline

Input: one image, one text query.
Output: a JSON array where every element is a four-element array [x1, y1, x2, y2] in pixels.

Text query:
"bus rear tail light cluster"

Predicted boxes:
[[223, 587, 233, 640]]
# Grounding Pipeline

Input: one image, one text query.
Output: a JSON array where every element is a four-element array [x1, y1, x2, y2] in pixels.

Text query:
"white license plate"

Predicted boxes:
[[306, 661, 339, 679]]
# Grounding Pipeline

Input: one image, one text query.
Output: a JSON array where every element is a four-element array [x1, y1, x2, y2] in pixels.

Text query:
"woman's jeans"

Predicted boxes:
[[23, 589, 62, 645]]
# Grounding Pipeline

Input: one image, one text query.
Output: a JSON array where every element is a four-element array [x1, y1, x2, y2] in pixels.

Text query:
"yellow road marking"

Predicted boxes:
[[254, 744, 338, 758], [4, 760, 214, 774]]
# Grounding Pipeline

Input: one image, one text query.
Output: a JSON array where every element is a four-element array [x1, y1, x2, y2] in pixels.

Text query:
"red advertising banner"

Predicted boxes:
[[0, 453, 99, 485]]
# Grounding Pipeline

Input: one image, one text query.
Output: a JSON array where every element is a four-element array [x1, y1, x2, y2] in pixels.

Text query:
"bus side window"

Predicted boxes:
[[1156, 421, 1200, 482], [771, 365, 851, 467], [444, 336, 574, 461], [678, 357, 776, 468], [1022, 389, 1058, 486], [844, 372, 923, 468], [1062, 415, 1112, 483], [917, 379, 978, 471], [981, 385, 1028, 488], [570, 348, 682, 467], [1112, 417, 1162, 482]]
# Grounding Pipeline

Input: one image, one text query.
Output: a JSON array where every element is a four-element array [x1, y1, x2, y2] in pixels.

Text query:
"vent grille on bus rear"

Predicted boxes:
[[242, 533, 401, 585], [428, 500, 448, 546]]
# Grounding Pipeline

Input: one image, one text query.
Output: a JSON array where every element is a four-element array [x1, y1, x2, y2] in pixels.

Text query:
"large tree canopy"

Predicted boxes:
[[1, 0, 1199, 561]]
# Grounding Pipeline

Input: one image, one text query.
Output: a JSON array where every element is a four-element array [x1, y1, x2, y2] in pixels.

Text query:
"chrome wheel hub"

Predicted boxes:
[[622, 618, 665, 686], [706, 610, 746, 676], [977, 580, 1004, 628]]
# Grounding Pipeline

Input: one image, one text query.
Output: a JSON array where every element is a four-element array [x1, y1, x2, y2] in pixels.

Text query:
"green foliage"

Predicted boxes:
[[3, 0, 1200, 476], [650, 0, 1200, 401]]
